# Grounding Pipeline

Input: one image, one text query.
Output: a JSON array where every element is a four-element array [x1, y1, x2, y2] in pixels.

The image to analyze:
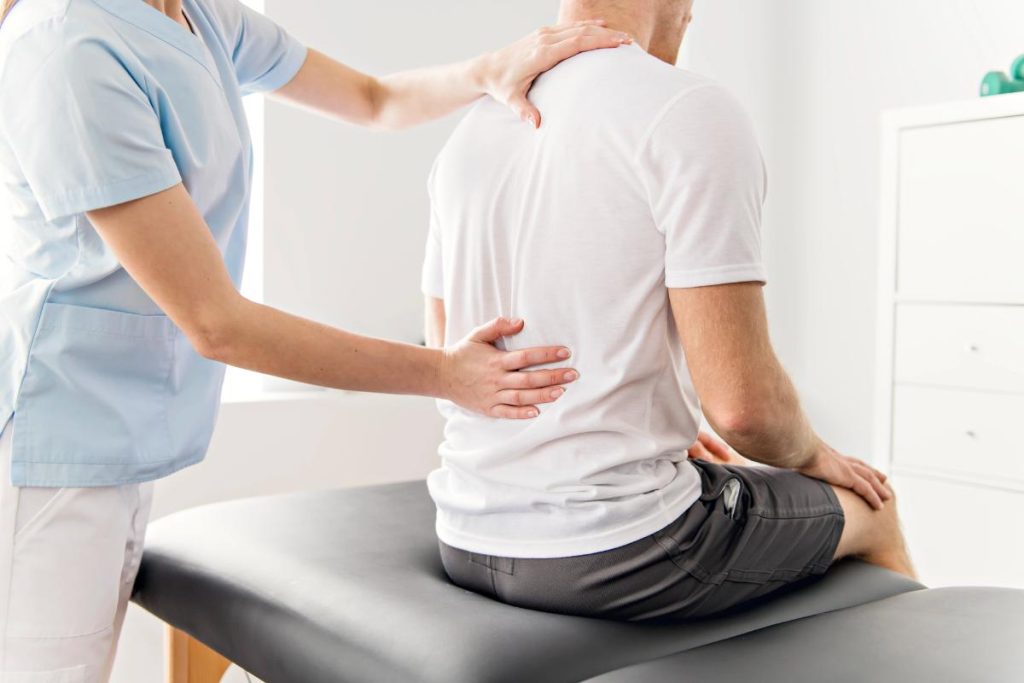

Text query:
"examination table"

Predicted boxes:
[[132, 480, 1024, 683]]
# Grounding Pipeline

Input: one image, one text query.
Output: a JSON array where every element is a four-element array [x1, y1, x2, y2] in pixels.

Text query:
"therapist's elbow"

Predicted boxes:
[[188, 323, 236, 363], [183, 300, 247, 364], [190, 328, 233, 363], [364, 79, 412, 131]]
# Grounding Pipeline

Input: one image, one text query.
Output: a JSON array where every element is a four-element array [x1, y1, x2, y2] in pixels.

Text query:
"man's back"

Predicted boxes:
[[423, 43, 766, 558]]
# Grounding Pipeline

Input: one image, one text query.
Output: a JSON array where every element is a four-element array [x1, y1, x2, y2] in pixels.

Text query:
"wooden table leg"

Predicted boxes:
[[166, 626, 233, 683]]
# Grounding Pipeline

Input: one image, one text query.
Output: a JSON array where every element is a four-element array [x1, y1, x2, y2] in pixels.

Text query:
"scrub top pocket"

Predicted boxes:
[[12, 303, 178, 480]]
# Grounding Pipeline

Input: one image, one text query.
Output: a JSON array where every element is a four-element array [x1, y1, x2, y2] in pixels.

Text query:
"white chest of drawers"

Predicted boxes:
[[876, 94, 1024, 589]]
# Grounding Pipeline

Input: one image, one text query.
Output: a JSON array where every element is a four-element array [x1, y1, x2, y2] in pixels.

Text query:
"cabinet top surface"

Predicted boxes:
[[883, 92, 1024, 130]]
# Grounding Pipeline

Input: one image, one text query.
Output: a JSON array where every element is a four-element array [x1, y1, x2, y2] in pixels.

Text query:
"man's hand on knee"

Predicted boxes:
[[797, 439, 892, 510]]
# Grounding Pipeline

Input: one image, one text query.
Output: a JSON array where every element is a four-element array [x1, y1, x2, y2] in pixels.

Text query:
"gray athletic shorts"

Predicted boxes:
[[439, 460, 845, 621]]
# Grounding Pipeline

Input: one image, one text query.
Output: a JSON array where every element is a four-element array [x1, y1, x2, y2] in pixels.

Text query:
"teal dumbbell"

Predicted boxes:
[[1013, 54, 1024, 80], [980, 54, 1024, 97]]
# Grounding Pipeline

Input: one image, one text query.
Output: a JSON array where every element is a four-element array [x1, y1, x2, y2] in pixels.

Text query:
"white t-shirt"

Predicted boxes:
[[422, 43, 767, 559]]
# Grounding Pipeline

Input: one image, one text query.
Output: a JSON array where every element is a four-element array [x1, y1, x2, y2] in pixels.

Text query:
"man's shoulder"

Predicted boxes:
[[429, 45, 747, 185], [530, 44, 732, 136], [540, 45, 706, 94]]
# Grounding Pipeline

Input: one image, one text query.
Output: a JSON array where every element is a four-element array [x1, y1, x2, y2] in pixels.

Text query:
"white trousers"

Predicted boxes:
[[0, 425, 153, 683]]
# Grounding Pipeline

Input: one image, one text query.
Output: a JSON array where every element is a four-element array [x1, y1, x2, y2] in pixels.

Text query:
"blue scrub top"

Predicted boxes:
[[0, 0, 307, 486]]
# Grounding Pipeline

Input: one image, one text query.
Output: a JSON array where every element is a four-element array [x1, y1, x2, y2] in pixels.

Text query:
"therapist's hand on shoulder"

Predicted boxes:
[[274, 20, 631, 131], [481, 21, 632, 127], [441, 317, 577, 420]]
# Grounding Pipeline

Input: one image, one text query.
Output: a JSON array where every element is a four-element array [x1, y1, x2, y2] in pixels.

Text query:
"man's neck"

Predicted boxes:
[[561, 3, 688, 65], [561, 1, 688, 65], [559, 6, 654, 51]]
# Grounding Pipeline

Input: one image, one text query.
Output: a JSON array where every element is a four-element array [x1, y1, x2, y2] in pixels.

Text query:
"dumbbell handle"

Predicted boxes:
[[1013, 54, 1024, 81]]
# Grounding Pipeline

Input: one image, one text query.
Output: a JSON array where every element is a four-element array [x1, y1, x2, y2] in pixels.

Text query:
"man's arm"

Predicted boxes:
[[271, 23, 630, 130], [670, 283, 891, 509], [670, 283, 814, 466]]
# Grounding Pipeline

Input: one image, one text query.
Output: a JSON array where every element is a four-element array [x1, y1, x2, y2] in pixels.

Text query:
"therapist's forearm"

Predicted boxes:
[[371, 58, 492, 129], [272, 48, 486, 131], [272, 25, 630, 130], [206, 297, 445, 397]]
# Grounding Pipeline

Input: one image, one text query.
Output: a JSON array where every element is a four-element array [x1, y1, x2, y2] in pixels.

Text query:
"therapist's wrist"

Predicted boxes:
[[469, 51, 497, 97], [421, 345, 450, 401]]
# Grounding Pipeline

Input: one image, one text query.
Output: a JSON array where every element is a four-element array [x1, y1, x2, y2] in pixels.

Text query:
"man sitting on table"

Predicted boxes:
[[421, 0, 915, 620]]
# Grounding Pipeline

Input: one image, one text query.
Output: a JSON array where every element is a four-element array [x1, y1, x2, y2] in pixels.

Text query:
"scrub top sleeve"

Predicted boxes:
[[1, 37, 181, 222], [210, 0, 307, 95], [636, 84, 768, 289]]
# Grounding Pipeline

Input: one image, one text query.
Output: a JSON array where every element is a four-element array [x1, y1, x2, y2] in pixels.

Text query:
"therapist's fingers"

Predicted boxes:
[[545, 19, 610, 38], [508, 93, 542, 130], [469, 316, 525, 344], [500, 347, 574, 371], [547, 26, 633, 63], [490, 404, 542, 420], [501, 367, 578, 390], [496, 386, 566, 408], [486, 23, 630, 128], [507, 28, 629, 127]]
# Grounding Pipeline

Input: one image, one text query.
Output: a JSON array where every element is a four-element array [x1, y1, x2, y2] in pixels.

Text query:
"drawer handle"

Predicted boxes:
[[964, 343, 980, 353], [965, 429, 977, 439]]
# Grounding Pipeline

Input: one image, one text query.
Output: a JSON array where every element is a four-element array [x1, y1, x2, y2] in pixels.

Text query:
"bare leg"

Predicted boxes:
[[691, 431, 916, 579], [831, 484, 917, 580]]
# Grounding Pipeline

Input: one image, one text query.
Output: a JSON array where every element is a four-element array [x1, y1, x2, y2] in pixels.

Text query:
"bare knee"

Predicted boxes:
[[831, 484, 915, 578]]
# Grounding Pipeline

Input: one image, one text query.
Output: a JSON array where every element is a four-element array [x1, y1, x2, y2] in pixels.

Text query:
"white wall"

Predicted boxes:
[[680, 0, 1024, 458], [262, 0, 555, 346]]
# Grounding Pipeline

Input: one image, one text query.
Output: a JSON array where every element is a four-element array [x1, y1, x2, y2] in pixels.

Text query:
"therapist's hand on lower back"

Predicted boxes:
[[86, 185, 577, 421], [442, 317, 577, 419]]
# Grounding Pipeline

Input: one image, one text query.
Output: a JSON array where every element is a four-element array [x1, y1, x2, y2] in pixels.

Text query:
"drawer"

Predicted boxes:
[[897, 115, 1024, 303], [893, 474, 1024, 589], [891, 385, 1024, 489], [894, 304, 1024, 393]]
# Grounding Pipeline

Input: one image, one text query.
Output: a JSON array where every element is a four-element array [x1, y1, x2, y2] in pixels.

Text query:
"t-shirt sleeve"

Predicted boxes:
[[636, 84, 767, 289], [0, 35, 181, 222], [421, 201, 445, 300], [205, 0, 308, 95]]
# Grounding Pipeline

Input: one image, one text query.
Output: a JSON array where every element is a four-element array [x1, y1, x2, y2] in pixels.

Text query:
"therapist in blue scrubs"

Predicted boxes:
[[0, 0, 630, 678]]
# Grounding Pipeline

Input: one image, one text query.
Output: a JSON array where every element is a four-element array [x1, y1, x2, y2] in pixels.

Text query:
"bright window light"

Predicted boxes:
[[223, 0, 268, 401]]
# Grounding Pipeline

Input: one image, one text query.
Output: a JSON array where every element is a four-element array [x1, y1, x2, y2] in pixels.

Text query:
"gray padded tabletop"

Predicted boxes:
[[587, 585, 1024, 683], [133, 480, 922, 683]]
